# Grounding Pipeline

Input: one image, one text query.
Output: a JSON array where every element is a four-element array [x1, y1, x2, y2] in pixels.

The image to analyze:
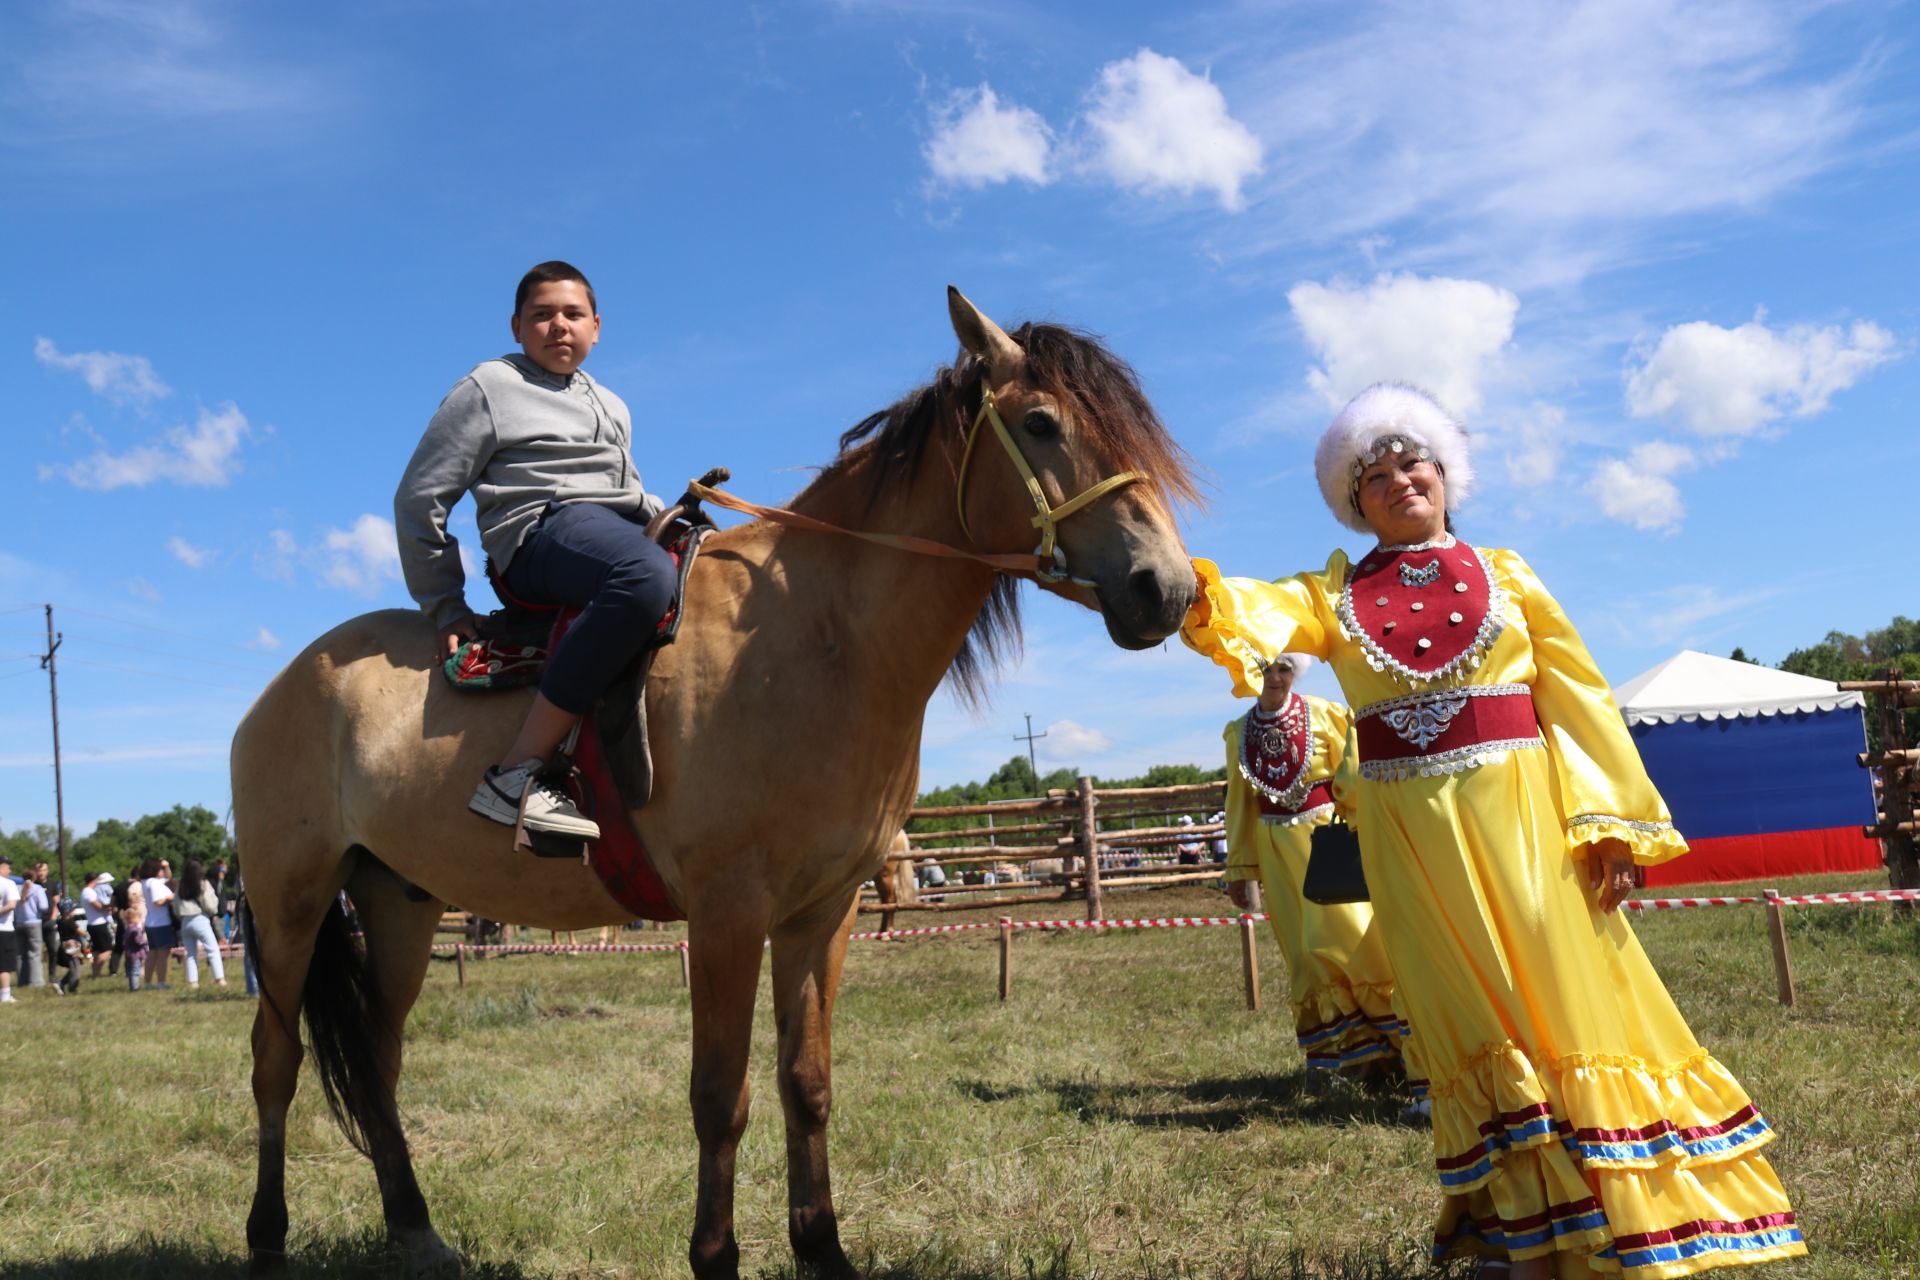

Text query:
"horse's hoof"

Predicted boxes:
[[246, 1250, 286, 1278], [393, 1225, 463, 1278]]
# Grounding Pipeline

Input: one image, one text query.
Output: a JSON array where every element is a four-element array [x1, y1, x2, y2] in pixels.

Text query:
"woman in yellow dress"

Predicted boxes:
[[1223, 653, 1408, 1079], [1184, 383, 1804, 1278]]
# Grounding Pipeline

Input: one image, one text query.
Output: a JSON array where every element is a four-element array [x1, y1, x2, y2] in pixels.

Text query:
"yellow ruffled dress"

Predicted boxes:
[[1223, 696, 1406, 1075], [1186, 540, 1804, 1278]]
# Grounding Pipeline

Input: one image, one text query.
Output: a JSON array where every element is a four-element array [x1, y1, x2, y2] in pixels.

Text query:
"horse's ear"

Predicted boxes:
[[947, 286, 1024, 384]]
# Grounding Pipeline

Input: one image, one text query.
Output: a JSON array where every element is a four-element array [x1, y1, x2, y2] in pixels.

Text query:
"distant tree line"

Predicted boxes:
[[0, 804, 233, 890], [910, 755, 1227, 838], [1734, 614, 1918, 751]]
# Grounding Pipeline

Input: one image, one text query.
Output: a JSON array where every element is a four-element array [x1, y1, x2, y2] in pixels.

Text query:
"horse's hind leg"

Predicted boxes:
[[769, 899, 859, 1279], [686, 904, 773, 1280], [347, 858, 460, 1274], [246, 879, 344, 1274]]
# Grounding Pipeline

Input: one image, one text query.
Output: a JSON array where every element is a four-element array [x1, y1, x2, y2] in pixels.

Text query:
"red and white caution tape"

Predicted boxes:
[[1771, 888, 1920, 906], [400, 888, 1920, 958], [430, 941, 688, 956]]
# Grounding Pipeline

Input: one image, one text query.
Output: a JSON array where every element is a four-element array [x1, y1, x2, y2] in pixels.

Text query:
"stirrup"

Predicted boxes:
[[512, 737, 596, 864]]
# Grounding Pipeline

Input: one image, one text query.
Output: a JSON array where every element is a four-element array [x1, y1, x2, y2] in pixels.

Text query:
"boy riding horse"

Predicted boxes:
[[394, 261, 673, 844]]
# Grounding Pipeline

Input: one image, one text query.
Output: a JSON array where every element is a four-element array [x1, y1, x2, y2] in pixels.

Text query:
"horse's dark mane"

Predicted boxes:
[[817, 323, 1200, 707]]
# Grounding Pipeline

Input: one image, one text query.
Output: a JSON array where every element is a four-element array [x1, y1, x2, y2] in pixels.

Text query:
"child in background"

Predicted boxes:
[[121, 880, 149, 992]]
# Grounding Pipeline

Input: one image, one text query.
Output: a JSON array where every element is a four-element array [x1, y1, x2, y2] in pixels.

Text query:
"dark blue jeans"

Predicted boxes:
[[502, 501, 676, 715]]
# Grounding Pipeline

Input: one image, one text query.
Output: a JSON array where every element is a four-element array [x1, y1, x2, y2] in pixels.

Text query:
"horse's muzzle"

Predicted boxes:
[[1100, 563, 1195, 650]]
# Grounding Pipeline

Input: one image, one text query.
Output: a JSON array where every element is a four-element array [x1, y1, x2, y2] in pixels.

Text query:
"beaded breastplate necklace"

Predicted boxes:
[[1335, 534, 1504, 688], [1239, 695, 1317, 810]]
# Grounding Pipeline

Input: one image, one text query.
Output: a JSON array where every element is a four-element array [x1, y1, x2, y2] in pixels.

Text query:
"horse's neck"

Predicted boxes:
[[776, 452, 1000, 710]]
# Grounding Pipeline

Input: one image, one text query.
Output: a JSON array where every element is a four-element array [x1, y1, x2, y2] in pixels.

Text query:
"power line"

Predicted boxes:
[[57, 606, 286, 656], [60, 656, 265, 694], [1014, 712, 1047, 783], [58, 632, 279, 676]]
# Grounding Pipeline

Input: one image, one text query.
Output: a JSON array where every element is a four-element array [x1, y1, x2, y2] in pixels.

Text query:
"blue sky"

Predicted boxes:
[[3, 0, 1917, 838]]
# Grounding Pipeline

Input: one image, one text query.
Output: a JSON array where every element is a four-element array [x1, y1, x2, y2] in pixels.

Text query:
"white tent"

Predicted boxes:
[[1612, 650, 1864, 726]]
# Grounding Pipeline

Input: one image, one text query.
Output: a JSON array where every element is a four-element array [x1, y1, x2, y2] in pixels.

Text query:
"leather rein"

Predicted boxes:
[[686, 386, 1147, 588]]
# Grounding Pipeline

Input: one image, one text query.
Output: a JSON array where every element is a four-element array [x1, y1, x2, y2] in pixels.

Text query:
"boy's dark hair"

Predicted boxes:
[[515, 261, 596, 317]]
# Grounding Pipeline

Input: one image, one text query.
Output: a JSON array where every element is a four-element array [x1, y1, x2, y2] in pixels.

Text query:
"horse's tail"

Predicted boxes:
[[301, 896, 395, 1157]]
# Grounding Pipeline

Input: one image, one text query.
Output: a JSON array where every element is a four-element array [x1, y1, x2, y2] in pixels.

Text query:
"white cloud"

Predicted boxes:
[[250, 626, 281, 651], [1610, 584, 1779, 649], [925, 84, 1053, 188], [1232, 1, 1875, 284], [1289, 273, 1517, 413], [1039, 720, 1114, 763], [256, 528, 297, 583], [45, 401, 251, 490], [1624, 312, 1899, 436], [319, 514, 401, 594], [1589, 440, 1697, 532], [1504, 403, 1565, 488], [16, 0, 337, 148], [166, 535, 213, 568], [125, 577, 161, 603], [1081, 49, 1262, 211], [33, 337, 171, 407]]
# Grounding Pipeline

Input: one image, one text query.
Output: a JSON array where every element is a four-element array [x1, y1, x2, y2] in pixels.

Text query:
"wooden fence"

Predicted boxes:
[[864, 777, 1231, 925], [1844, 673, 1920, 892]]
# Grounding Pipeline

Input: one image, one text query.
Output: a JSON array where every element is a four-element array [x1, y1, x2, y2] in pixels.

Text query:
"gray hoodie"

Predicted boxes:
[[394, 354, 664, 629]]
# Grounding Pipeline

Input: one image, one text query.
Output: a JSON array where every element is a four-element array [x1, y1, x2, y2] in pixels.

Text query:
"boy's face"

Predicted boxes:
[[512, 280, 601, 376]]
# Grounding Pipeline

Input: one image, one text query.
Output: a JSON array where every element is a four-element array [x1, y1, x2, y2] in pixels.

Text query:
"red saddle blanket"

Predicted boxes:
[[568, 675, 684, 922]]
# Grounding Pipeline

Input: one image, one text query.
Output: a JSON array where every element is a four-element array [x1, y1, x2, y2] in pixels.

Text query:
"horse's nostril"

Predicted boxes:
[[1129, 567, 1165, 612]]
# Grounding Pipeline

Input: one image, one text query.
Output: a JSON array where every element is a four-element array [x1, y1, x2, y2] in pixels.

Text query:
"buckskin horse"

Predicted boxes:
[[232, 289, 1199, 1278]]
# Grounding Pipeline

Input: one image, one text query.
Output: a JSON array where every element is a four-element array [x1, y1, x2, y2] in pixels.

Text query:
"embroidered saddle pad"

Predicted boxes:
[[444, 521, 706, 691]]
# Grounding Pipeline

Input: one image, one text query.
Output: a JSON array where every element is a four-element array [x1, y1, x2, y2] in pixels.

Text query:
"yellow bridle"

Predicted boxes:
[[955, 386, 1147, 584]]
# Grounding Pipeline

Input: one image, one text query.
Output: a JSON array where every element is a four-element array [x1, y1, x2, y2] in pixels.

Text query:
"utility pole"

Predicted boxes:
[[40, 605, 67, 895], [1014, 713, 1047, 791]]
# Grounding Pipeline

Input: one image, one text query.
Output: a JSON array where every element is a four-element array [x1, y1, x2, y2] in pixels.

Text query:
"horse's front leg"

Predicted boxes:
[[686, 904, 771, 1280], [770, 898, 860, 1279]]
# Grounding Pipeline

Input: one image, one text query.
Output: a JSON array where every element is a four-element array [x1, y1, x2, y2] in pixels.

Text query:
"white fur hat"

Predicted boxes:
[[1313, 383, 1473, 535], [1263, 651, 1315, 679], [1251, 652, 1313, 679]]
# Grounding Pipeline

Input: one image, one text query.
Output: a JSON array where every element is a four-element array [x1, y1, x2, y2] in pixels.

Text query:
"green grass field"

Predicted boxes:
[[2, 872, 1915, 1280]]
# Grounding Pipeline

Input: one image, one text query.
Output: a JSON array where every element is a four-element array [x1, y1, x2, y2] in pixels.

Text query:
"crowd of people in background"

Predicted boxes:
[[0, 851, 255, 1002]]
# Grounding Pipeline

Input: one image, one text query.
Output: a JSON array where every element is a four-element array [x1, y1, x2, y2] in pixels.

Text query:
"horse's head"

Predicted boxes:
[[946, 287, 1198, 650]]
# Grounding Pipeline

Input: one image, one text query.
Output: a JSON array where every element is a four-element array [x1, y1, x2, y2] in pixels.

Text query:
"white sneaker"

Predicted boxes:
[[0, 991, 14, 1003], [470, 759, 601, 841]]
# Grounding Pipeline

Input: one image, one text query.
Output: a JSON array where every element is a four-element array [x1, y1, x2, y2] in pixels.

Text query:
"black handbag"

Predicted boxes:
[[1302, 820, 1370, 905]]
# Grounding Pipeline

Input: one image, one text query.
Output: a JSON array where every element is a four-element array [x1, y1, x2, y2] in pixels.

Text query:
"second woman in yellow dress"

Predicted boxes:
[[1221, 653, 1407, 1080]]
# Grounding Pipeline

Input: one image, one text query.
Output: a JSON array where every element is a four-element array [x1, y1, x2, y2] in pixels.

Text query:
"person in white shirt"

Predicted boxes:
[[138, 857, 178, 989], [80, 871, 116, 978], [0, 855, 20, 1004]]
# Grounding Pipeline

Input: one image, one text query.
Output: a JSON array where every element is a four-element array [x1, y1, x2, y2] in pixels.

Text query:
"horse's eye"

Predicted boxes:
[[1022, 409, 1059, 439]]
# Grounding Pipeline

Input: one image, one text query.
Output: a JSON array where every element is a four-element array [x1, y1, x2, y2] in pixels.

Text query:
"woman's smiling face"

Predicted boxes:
[[1355, 448, 1447, 544]]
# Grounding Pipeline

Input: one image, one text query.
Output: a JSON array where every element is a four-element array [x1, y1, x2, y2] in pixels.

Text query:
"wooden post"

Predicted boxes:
[[678, 940, 691, 988], [455, 943, 467, 988], [1078, 776, 1103, 922], [998, 916, 1013, 1001], [1239, 914, 1261, 1011], [1245, 880, 1263, 914], [1870, 674, 1919, 891], [1763, 890, 1795, 1007]]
